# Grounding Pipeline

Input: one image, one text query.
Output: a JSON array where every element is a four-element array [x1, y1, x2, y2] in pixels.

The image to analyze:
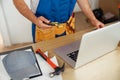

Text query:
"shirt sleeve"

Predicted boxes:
[[30, 0, 39, 13]]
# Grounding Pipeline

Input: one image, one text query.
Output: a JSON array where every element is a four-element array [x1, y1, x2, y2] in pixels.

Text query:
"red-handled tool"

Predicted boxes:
[[36, 49, 65, 78]]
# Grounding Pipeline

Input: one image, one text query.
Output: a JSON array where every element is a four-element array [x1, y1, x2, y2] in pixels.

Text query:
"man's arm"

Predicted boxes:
[[77, 0, 104, 28], [13, 0, 51, 29]]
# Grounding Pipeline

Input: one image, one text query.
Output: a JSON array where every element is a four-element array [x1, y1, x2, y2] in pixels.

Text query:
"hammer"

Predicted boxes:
[[36, 49, 65, 78]]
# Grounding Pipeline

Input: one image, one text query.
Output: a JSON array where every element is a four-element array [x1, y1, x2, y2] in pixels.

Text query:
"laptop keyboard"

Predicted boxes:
[[67, 50, 79, 62]]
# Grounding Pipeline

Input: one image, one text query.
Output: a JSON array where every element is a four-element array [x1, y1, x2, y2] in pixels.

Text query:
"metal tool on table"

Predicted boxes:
[[36, 49, 65, 78]]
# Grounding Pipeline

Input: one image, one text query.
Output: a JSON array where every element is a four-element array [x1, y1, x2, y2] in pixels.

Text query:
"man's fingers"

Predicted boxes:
[[97, 23, 105, 29], [39, 16, 50, 23], [37, 19, 52, 29], [42, 23, 52, 29]]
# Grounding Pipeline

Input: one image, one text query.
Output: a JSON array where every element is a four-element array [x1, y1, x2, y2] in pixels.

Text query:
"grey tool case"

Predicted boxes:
[[1, 46, 42, 80]]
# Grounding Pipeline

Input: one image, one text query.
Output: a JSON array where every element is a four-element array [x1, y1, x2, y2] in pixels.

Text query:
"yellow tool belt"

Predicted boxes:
[[35, 16, 75, 42]]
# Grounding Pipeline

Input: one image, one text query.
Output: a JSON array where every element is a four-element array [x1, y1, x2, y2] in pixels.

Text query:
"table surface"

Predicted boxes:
[[32, 27, 120, 80], [1, 27, 120, 80]]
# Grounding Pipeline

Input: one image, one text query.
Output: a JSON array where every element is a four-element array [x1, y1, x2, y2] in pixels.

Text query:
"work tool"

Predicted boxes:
[[36, 49, 65, 78], [43, 21, 60, 26], [66, 13, 75, 33]]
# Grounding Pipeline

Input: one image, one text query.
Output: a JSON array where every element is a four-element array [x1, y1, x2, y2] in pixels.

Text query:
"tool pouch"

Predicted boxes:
[[66, 16, 75, 34], [35, 27, 55, 42], [35, 16, 75, 42], [54, 24, 66, 35]]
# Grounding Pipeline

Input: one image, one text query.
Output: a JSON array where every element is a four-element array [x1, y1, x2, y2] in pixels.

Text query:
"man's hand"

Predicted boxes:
[[90, 19, 105, 29], [36, 16, 52, 29], [77, 0, 104, 29], [13, 0, 52, 29]]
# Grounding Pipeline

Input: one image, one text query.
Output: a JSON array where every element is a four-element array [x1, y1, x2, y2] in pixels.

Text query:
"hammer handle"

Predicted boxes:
[[36, 49, 57, 69]]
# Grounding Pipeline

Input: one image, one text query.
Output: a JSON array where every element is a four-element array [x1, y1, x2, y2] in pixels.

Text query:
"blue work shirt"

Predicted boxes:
[[32, 0, 76, 42]]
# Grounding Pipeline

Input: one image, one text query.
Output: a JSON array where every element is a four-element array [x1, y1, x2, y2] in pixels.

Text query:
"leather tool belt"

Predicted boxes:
[[35, 15, 75, 42]]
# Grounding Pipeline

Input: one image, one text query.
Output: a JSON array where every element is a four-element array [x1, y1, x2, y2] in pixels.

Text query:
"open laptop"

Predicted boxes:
[[54, 22, 120, 69]]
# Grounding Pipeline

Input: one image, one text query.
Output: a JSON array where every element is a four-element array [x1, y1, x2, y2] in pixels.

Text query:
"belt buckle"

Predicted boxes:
[[50, 22, 59, 26], [50, 22, 65, 28]]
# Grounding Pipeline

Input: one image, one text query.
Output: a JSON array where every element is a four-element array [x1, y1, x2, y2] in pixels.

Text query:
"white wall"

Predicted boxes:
[[1, 0, 99, 44], [74, 0, 99, 12], [0, 3, 11, 46], [1, 0, 32, 44]]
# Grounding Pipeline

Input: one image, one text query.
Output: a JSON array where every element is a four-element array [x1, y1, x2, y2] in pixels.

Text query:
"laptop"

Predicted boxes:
[[54, 22, 120, 69]]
